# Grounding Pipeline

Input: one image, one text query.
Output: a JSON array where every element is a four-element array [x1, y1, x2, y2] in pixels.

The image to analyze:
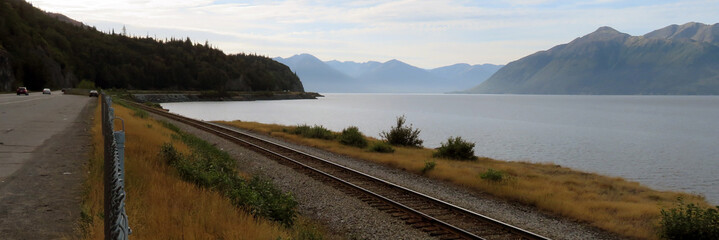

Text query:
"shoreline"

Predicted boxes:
[[131, 91, 323, 103], [214, 119, 710, 239]]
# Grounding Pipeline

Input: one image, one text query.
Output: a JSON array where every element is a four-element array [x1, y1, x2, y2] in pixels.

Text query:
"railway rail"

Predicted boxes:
[[130, 101, 551, 240]]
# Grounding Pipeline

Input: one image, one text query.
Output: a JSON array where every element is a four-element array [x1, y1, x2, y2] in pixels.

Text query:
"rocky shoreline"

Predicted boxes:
[[131, 91, 323, 103]]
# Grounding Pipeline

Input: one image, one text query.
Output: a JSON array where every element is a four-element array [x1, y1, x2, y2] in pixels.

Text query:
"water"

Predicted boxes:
[[162, 94, 719, 204]]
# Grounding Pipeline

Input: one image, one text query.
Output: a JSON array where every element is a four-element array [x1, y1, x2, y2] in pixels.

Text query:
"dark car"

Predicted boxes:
[[89, 90, 99, 97], [17, 87, 28, 95]]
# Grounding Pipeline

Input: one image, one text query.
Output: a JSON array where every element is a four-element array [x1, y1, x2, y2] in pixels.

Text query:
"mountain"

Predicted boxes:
[[644, 22, 719, 44], [325, 60, 381, 78], [356, 59, 449, 93], [430, 63, 503, 90], [277, 54, 502, 93], [274, 54, 362, 92], [467, 23, 719, 95], [0, 0, 303, 92]]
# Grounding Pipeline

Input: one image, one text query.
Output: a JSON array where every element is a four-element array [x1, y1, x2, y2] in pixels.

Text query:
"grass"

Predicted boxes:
[[217, 120, 711, 240], [160, 133, 298, 227], [79, 99, 323, 239], [479, 168, 505, 182], [368, 141, 394, 153], [285, 124, 336, 140]]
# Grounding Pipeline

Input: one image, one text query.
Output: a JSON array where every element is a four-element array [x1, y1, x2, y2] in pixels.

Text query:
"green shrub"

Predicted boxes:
[[368, 141, 395, 153], [143, 101, 163, 109], [132, 109, 149, 119], [158, 120, 181, 133], [160, 134, 298, 227], [380, 115, 423, 147], [76, 79, 95, 89], [659, 198, 719, 240], [338, 126, 368, 148], [480, 168, 504, 182], [421, 160, 436, 174], [290, 124, 335, 140], [433, 136, 477, 160]]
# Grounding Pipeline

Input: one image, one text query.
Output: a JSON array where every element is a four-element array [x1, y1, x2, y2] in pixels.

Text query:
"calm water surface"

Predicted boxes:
[[162, 94, 719, 204]]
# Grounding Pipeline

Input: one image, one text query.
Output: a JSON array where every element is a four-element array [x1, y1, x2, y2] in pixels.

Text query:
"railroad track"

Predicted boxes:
[[131, 102, 550, 240]]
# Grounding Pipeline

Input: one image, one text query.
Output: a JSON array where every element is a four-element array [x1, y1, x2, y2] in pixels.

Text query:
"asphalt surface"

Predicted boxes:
[[0, 91, 94, 239]]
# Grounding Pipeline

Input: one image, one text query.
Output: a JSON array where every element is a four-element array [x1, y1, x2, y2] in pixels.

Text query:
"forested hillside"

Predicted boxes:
[[0, 0, 304, 92]]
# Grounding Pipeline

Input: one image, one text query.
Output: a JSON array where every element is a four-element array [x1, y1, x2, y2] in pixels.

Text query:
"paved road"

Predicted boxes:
[[0, 91, 94, 239], [0, 91, 89, 179]]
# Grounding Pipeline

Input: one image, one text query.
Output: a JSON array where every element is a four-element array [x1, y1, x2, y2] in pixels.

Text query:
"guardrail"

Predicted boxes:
[[101, 93, 131, 239]]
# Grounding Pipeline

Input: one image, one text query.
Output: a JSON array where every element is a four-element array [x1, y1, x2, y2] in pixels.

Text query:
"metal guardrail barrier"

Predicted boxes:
[[101, 93, 131, 239]]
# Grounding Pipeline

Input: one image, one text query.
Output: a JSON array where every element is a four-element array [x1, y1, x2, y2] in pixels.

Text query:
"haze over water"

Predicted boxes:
[[162, 94, 719, 204]]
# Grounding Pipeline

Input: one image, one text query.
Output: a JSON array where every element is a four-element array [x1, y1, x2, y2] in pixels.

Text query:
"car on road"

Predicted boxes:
[[43, 88, 51, 94], [17, 87, 28, 95], [89, 90, 99, 97]]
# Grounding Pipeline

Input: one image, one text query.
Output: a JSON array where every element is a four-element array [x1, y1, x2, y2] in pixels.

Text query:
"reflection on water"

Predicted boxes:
[[163, 94, 719, 204]]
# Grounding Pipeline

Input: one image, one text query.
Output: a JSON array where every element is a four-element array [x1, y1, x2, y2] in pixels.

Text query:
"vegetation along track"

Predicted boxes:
[[130, 101, 550, 240]]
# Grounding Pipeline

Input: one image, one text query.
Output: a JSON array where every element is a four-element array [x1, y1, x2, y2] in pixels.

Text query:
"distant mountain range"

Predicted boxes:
[[466, 22, 719, 95], [274, 54, 502, 93]]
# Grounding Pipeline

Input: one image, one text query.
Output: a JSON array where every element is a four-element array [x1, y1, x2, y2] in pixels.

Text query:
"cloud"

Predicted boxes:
[[30, 0, 719, 68]]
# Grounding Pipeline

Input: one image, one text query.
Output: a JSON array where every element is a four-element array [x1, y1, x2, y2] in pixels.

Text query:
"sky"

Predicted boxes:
[[29, 0, 719, 69]]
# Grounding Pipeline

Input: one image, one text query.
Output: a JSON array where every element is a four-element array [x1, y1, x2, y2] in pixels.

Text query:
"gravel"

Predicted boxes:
[[152, 113, 624, 240]]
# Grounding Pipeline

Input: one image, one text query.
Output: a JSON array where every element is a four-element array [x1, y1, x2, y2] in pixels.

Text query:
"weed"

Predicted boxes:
[[421, 160, 436, 174], [287, 219, 325, 240], [368, 141, 395, 153], [480, 168, 504, 182], [338, 126, 368, 148], [380, 115, 423, 147], [143, 101, 163, 109], [158, 120, 181, 133], [161, 135, 298, 227], [433, 136, 477, 160], [132, 109, 149, 119], [290, 124, 335, 140], [659, 198, 719, 239]]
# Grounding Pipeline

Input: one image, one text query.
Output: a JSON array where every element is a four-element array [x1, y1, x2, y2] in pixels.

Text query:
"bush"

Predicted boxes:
[[368, 141, 395, 153], [421, 160, 436, 174], [132, 109, 149, 119], [380, 115, 423, 147], [480, 168, 504, 182], [659, 198, 719, 240], [433, 136, 477, 160], [161, 135, 298, 227], [77, 79, 95, 89], [338, 126, 368, 148], [290, 124, 335, 140]]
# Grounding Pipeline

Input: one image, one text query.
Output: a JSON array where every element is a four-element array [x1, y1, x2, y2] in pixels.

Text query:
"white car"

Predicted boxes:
[[43, 88, 51, 94]]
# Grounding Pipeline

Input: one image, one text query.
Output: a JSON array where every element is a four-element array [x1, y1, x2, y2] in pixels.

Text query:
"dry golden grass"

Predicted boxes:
[[79, 102, 290, 239], [219, 120, 710, 239]]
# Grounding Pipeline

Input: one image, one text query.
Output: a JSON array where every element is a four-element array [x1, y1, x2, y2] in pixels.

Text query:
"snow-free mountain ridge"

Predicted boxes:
[[275, 54, 502, 93], [466, 22, 719, 95]]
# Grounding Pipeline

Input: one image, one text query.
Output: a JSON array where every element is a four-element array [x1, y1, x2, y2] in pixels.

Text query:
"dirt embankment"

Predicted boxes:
[[132, 91, 323, 103]]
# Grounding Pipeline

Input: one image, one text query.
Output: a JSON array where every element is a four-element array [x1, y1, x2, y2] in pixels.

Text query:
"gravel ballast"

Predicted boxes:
[[151, 113, 623, 240]]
